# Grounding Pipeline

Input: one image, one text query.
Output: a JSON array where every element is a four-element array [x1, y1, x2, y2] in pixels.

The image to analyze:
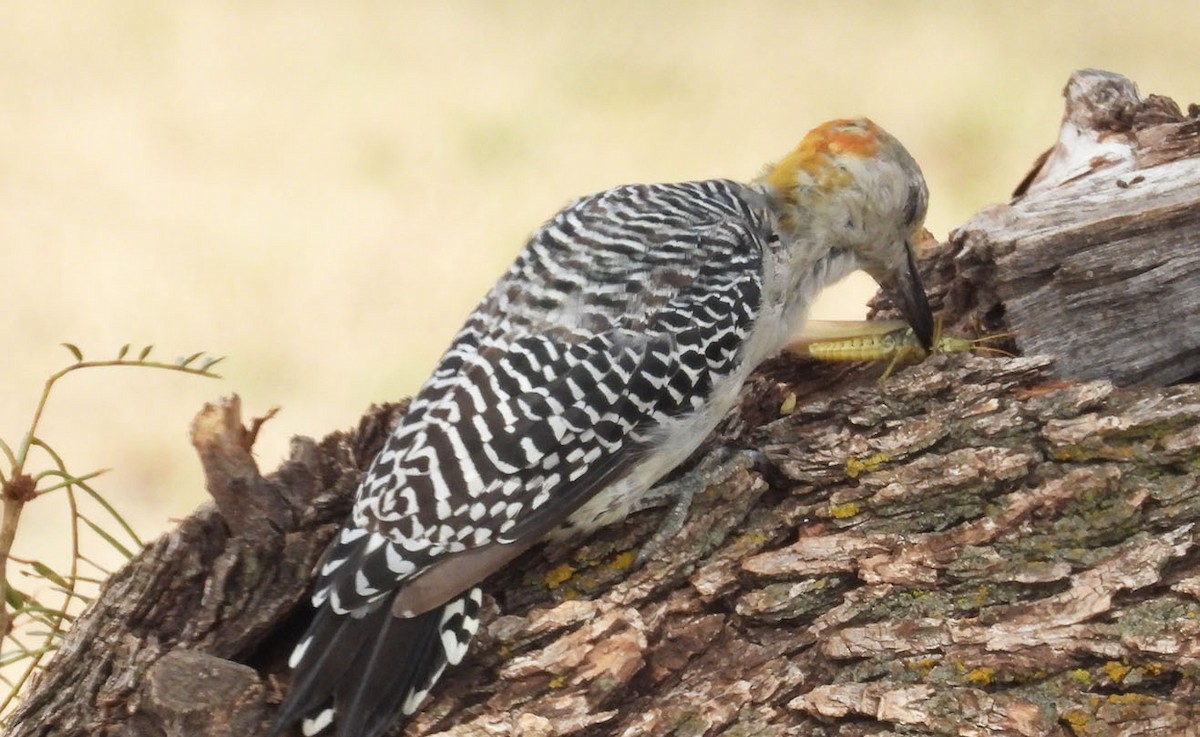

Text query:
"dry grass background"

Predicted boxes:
[[2, 3, 1197, 584]]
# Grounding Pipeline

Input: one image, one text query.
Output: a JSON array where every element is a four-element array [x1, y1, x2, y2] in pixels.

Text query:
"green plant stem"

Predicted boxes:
[[0, 352, 222, 717]]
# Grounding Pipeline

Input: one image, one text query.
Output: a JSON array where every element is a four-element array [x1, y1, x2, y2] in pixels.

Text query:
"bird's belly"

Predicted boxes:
[[553, 371, 747, 537]]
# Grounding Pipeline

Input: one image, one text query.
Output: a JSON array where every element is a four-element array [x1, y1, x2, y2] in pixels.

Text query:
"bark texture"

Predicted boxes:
[[8, 69, 1200, 737], [931, 68, 1200, 387]]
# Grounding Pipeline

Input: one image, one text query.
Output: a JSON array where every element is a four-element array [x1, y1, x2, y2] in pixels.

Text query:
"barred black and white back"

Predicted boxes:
[[269, 119, 933, 737]]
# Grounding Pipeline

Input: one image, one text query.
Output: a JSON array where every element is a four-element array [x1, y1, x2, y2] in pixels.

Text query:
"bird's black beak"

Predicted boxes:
[[882, 242, 934, 351]]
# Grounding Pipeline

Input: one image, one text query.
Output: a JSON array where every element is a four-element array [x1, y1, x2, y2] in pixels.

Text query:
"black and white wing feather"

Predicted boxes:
[[271, 180, 768, 737]]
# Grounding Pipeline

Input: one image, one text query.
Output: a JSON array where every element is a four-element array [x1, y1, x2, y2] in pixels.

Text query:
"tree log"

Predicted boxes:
[[936, 68, 1200, 386], [9, 69, 1200, 737]]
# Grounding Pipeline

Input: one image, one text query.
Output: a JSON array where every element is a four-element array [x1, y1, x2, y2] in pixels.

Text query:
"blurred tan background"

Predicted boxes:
[[2, 2, 1197, 573]]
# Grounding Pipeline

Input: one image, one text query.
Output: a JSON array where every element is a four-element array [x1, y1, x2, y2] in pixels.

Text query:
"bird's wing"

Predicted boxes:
[[316, 182, 767, 615], [274, 182, 767, 737]]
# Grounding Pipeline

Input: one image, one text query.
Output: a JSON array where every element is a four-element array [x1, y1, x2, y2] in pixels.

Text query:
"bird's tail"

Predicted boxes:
[[269, 588, 483, 737]]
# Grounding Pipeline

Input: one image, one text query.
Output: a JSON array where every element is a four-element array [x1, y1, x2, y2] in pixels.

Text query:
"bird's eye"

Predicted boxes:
[[903, 185, 925, 226]]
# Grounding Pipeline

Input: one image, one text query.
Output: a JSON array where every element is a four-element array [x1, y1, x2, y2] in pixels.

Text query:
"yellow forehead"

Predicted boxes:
[[765, 118, 884, 193]]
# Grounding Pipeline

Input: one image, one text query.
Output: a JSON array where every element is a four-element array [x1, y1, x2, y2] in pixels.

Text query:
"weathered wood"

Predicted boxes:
[[6, 398, 401, 737], [936, 69, 1200, 386], [9, 69, 1200, 737]]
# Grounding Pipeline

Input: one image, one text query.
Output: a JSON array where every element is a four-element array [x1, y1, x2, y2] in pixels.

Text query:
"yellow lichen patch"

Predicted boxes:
[[846, 452, 889, 478], [741, 531, 770, 548], [1069, 668, 1092, 684], [968, 585, 990, 608], [966, 666, 995, 685], [1137, 662, 1166, 677], [828, 502, 861, 519], [608, 551, 636, 572], [544, 563, 575, 589], [548, 674, 567, 689], [1104, 692, 1157, 706], [1062, 708, 1090, 735], [779, 392, 797, 415], [1103, 660, 1131, 683]]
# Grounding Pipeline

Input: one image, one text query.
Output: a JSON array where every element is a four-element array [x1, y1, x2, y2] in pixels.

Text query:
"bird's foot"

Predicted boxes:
[[634, 447, 764, 568]]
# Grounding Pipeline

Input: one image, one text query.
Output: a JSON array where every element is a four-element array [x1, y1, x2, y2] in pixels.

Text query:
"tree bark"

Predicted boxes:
[[9, 69, 1200, 737]]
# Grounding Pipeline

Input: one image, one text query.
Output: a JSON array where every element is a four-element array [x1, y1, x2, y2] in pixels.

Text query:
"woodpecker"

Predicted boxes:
[[270, 118, 934, 737]]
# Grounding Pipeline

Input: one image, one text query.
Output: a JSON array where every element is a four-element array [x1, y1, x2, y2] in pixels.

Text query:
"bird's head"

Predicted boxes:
[[758, 118, 934, 350]]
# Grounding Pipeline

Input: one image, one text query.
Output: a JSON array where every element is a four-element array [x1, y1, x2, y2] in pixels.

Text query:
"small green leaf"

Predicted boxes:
[[138, 345, 153, 360], [30, 561, 70, 590], [4, 584, 29, 609], [1, 649, 41, 667], [45, 587, 90, 605], [117, 344, 130, 360], [25, 628, 71, 640], [200, 355, 225, 371], [80, 515, 134, 559], [61, 343, 83, 362], [78, 482, 143, 548], [17, 600, 75, 619]]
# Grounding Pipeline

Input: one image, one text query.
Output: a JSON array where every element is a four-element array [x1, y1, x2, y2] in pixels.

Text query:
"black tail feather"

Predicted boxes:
[[336, 605, 444, 737], [271, 589, 483, 737], [268, 602, 385, 737]]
